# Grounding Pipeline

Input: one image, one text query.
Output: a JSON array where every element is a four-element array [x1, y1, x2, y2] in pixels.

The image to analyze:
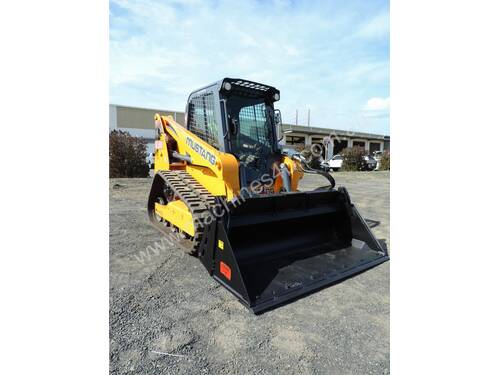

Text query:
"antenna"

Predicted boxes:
[[307, 108, 310, 127]]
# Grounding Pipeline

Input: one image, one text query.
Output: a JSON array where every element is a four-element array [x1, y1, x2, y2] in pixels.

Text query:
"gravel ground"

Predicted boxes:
[[110, 171, 390, 374]]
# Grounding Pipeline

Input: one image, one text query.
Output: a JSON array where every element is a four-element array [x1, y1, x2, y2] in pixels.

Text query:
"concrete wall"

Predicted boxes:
[[284, 134, 386, 154], [116, 106, 185, 130]]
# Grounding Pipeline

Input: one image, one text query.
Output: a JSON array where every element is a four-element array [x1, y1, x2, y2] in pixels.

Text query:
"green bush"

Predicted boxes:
[[379, 150, 390, 170], [340, 146, 367, 171], [109, 130, 150, 178]]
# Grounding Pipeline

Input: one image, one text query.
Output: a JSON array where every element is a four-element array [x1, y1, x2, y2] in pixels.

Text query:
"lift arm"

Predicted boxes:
[[154, 114, 240, 200]]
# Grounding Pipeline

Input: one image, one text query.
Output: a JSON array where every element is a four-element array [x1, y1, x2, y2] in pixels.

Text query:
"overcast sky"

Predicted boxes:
[[110, 0, 389, 135]]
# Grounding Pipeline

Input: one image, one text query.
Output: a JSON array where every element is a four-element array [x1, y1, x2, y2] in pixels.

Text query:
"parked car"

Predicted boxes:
[[322, 154, 377, 172], [322, 154, 343, 172], [372, 151, 383, 170], [146, 152, 154, 169], [361, 155, 377, 171]]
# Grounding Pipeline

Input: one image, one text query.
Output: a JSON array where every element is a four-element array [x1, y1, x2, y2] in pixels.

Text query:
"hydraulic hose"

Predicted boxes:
[[291, 155, 336, 189]]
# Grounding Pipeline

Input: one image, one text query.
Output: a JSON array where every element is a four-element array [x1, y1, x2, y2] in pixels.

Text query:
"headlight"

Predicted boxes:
[[223, 82, 232, 91], [274, 93, 280, 101]]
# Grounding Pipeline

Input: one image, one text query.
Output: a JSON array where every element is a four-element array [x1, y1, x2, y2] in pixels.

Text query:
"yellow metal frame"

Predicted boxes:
[[154, 200, 195, 236], [154, 114, 240, 200], [273, 156, 303, 192]]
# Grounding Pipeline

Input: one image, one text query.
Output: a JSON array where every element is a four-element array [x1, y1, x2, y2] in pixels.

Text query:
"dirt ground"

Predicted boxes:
[[110, 171, 390, 374]]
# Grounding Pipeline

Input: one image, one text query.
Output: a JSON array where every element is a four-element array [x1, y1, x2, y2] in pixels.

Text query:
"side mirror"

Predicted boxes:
[[274, 109, 282, 127], [274, 109, 283, 141]]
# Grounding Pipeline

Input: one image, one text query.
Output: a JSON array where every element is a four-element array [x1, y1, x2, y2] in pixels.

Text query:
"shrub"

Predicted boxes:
[[340, 146, 367, 171], [109, 130, 150, 178], [379, 150, 390, 170]]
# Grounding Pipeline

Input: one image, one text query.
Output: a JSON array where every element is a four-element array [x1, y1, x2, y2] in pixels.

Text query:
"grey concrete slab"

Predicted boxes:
[[110, 171, 390, 374]]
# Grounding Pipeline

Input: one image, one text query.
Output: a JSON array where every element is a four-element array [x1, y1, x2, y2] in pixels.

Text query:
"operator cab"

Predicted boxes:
[[185, 78, 283, 191]]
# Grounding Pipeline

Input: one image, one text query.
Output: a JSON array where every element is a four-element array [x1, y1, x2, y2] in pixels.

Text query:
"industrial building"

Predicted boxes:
[[109, 104, 390, 155]]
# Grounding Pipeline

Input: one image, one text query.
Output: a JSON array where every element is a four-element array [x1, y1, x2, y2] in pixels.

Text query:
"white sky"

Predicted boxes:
[[110, 0, 390, 135]]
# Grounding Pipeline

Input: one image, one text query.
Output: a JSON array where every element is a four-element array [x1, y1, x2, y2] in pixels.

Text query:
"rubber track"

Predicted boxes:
[[151, 170, 216, 255]]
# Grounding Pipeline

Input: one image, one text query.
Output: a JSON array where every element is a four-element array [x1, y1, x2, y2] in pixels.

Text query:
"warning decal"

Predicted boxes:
[[219, 261, 231, 281]]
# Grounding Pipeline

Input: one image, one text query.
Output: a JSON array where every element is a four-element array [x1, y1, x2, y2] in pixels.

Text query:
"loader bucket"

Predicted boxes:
[[198, 188, 389, 313]]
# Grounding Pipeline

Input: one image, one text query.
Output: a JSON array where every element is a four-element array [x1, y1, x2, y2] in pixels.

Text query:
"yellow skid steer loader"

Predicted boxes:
[[147, 78, 388, 313]]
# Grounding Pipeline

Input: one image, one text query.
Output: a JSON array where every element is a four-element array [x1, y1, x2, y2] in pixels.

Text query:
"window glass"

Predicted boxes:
[[238, 102, 271, 148], [188, 93, 220, 149]]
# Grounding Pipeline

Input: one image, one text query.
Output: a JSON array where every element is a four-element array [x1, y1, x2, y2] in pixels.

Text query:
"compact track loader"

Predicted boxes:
[[147, 78, 388, 313]]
